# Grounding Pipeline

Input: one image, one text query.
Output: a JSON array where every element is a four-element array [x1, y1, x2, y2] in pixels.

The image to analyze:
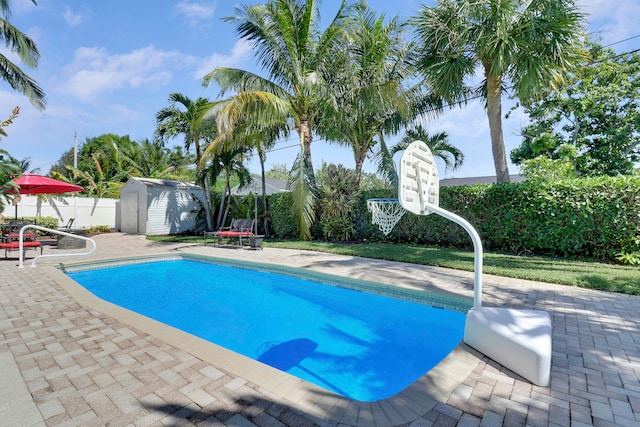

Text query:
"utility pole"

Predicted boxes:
[[73, 131, 78, 224], [73, 131, 78, 169]]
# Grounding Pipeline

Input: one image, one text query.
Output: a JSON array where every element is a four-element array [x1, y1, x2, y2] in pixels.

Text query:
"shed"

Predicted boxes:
[[120, 177, 204, 235]]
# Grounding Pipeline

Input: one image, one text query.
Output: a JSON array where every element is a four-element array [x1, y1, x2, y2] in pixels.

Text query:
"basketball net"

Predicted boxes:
[[366, 198, 405, 236]]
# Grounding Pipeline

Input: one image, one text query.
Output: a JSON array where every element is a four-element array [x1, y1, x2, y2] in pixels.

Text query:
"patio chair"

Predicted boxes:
[[1, 220, 42, 258], [58, 218, 74, 231], [204, 218, 255, 247]]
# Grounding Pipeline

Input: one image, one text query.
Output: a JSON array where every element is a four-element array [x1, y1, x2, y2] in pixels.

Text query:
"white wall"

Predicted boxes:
[[10, 195, 118, 229], [145, 188, 202, 235]]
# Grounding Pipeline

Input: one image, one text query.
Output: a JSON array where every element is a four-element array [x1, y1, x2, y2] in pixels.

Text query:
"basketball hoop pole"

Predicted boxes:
[[399, 140, 484, 309], [420, 202, 483, 308]]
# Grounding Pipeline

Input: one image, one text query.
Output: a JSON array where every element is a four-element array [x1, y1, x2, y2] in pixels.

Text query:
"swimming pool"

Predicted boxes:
[[65, 257, 468, 402]]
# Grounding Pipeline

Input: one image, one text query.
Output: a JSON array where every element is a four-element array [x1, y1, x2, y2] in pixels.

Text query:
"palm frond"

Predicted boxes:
[[374, 135, 398, 190], [288, 147, 317, 240], [0, 53, 45, 110]]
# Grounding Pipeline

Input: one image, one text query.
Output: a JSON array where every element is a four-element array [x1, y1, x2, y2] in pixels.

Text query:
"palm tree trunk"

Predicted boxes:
[[485, 71, 510, 183], [353, 142, 369, 190], [354, 155, 364, 190], [259, 149, 270, 238], [195, 140, 214, 230], [202, 172, 214, 231], [217, 174, 231, 229], [300, 120, 314, 176]]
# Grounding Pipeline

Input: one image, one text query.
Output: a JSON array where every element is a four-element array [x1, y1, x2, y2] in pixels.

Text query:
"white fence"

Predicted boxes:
[[9, 195, 119, 230]]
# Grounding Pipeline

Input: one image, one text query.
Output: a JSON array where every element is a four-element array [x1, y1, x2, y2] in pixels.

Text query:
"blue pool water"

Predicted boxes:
[[67, 259, 466, 401]]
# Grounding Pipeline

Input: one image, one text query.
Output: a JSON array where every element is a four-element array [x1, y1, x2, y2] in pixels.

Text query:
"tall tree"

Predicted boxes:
[[320, 2, 430, 189], [410, 0, 585, 182], [212, 146, 252, 230], [375, 125, 463, 189], [120, 138, 190, 180], [155, 93, 216, 230], [53, 134, 136, 185], [0, 148, 20, 213], [399, 125, 464, 171], [0, 0, 46, 110], [511, 42, 640, 176], [50, 134, 134, 198], [200, 103, 288, 236], [49, 134, 191, 198], [203, 0, 349, 240], [230, 123, 286, 237]]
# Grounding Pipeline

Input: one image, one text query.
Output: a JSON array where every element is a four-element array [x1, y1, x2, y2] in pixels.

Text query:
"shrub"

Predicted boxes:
[[268, 175, 640, 261], [269, 192, 298, 239], [87, 225, 112, 234], [616, 251, 640, 266], [479, 177, 640, 259], [318, 165, 359, 241], [5, 216, 58, 232]]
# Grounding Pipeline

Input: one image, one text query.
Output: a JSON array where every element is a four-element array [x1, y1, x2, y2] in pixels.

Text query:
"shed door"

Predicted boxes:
[[122, 192, 140, 234]]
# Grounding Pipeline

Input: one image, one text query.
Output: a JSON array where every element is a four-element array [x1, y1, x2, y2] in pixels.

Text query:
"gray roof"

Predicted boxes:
[[231, 177, 289, 195], [126, 177, 202, 190], [440, 174, 525, 187]]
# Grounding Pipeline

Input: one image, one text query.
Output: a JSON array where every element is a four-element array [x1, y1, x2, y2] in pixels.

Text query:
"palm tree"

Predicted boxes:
[[120, 139, 188, 180], [0, 148, 20, 213], [155, 93, 216, 230], [0, 0, 46, 110], [320, 2, 420, 189], [202, 0, 349, 240], [410, 0, 585, 182], [212, 147, 252, 229], [70, 134, 134, 185], [224, 121, 287, 237], [399, 126, 464, 170], [200, 111, 287, 235], [62, 153, 124, 199], [376, 125, 463, 189]]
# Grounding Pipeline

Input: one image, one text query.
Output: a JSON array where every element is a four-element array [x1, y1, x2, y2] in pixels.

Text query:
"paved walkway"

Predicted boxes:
[[1, 233, 639, 426]]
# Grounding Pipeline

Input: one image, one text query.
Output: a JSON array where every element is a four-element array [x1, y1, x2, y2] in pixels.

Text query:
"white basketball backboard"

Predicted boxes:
[[399, 140, 439, 215]]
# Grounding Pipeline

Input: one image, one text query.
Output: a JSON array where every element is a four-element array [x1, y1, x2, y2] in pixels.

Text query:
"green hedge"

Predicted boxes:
[[266, 176, 640, 260], [1, 216, 59, 235], [269, 192, 298, 239]]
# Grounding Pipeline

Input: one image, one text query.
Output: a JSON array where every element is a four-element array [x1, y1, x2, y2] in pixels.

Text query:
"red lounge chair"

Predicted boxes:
[[1, 220, 43, 258], [204, 218, 255, 247], [0, 240, 42, 258], [1, 220, 42, 257]]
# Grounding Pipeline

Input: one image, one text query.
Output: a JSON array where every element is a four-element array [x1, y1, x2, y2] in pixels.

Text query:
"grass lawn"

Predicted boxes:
[[148, 235, 640, 295]]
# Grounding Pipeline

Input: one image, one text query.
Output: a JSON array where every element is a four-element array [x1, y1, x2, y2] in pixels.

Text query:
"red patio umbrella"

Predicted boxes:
[[14, 172, 83, 194], [11, 173, 83, 219]]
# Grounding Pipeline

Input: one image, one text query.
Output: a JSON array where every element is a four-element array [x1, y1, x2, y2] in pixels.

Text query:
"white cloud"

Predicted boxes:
[[63, 6, 86, 27], [10, 0, 39, 15], [430, 101, 488, 140], [579, 0, 640, 46], [195, 39, 253, 79], [175, 0, 216, 27], [62, 45, 188, 101]]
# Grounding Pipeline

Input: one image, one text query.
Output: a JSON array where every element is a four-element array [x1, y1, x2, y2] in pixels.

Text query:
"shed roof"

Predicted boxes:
[[125, 177, 202, 190]]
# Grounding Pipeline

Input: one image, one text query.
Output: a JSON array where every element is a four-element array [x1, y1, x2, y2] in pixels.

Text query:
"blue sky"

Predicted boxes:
[[1, 0, 638, 179]]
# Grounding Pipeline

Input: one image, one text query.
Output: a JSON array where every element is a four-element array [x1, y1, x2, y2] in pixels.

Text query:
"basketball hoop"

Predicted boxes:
[[366, 198, 405, 236]]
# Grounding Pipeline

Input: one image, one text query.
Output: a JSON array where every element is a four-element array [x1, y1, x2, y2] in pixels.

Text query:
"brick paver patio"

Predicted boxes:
[[1, 233, 639, 426]]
